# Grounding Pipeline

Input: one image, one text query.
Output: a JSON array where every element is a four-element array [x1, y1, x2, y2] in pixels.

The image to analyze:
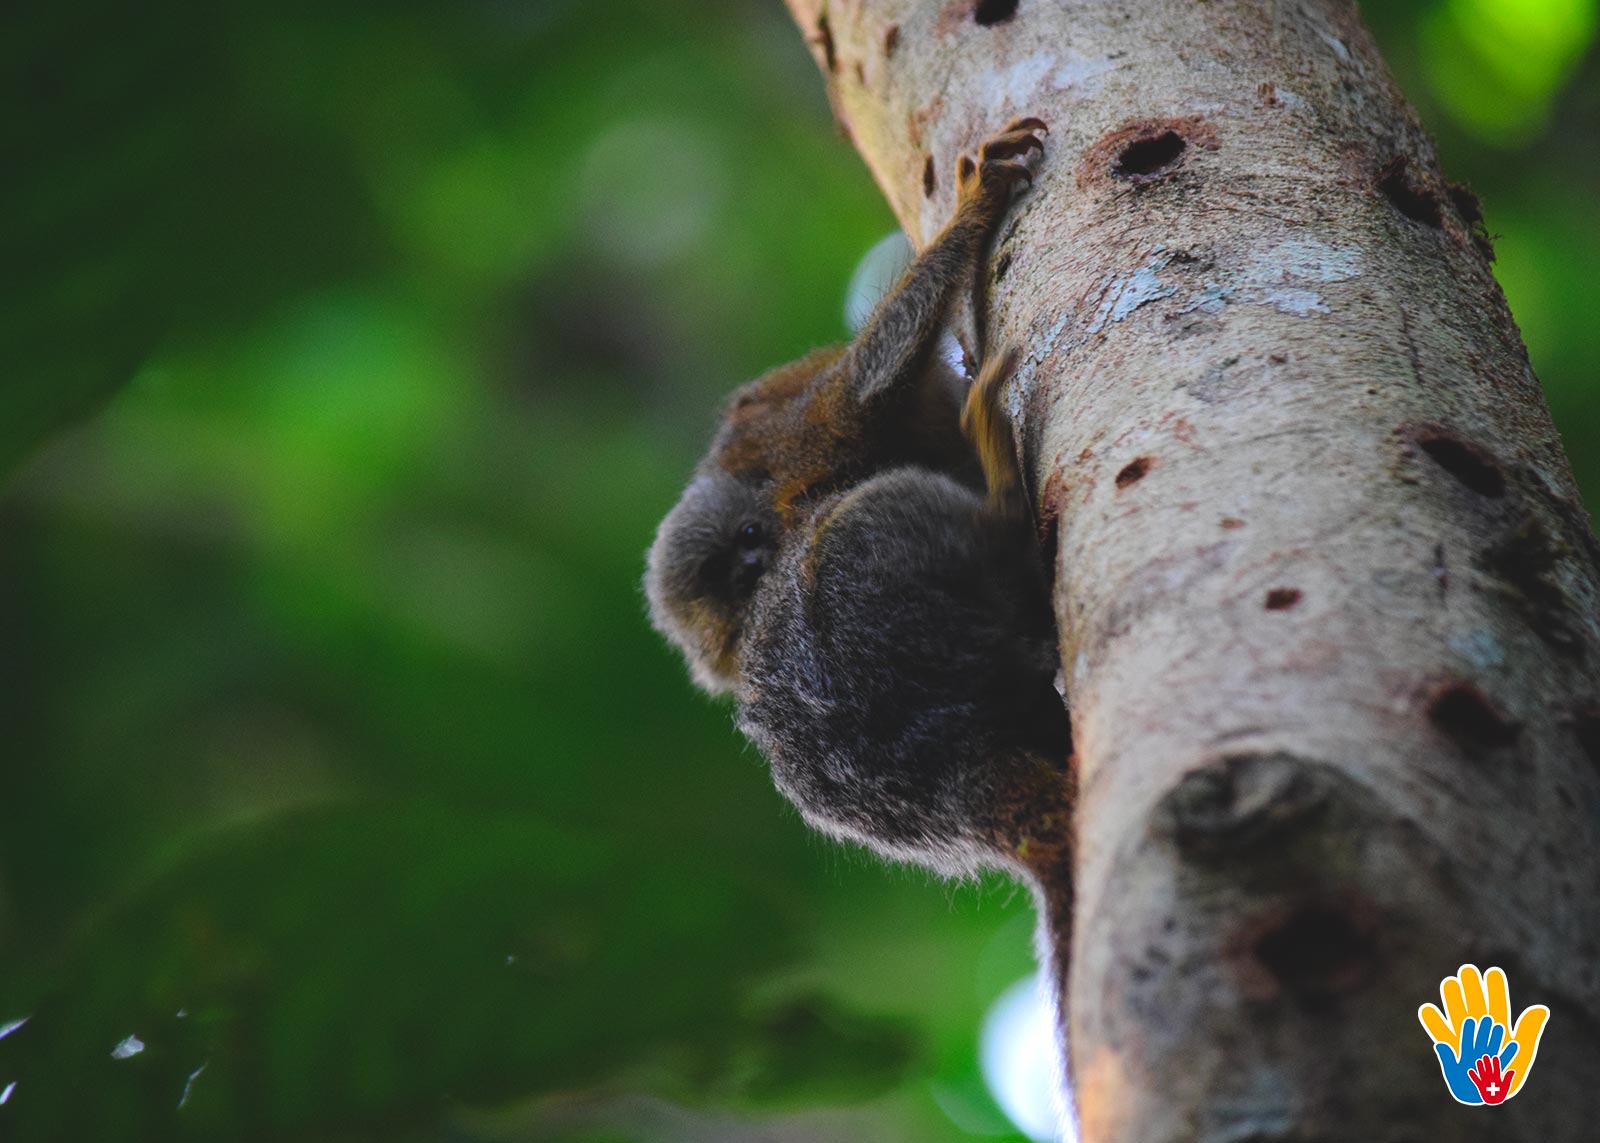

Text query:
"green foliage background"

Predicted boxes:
[[0, 2, 1594, 1140]]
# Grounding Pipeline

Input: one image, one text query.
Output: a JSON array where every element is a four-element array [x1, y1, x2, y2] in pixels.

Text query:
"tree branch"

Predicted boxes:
[[784, 1, 1600, 1138]]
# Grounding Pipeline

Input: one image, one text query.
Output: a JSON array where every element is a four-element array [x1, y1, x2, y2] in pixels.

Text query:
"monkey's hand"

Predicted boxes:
[[956, 117, 1048, 219], [843, 117, 1044, 407]]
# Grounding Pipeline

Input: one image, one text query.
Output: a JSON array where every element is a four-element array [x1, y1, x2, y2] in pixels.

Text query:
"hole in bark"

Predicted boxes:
[[1482, 517, 1583, 658], [1378, 157, 1443, 227], [923, 154, 936, 198], [1573, 708, 1600, 774], [1428, 682, 1520, 751], [1115, 456, 1153, 489], [994, 251, 1012, 281], [973, 0, 1018, 26], [1417, 432, 1506, 497], [1081, 118, 1215, 188], [1220, 517, 1246, 530], [1449, 181, 1496, 260], [883, 23, 900, 56], [1256, 906, 1376, 997], [1037, 511, 1060, 597], [1037, 467, 1068, 598], [1538, 476, 1600, 576], [1448, 182, 1484, 226], [1264, 588, 1302, 611], [1164, 751, 1330, 856], [812, 14, 837, 73], [1114, 131, 1186, 180]]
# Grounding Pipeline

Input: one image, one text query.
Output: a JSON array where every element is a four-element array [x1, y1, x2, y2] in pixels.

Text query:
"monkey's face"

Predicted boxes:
[[644, 471, 779, 694]]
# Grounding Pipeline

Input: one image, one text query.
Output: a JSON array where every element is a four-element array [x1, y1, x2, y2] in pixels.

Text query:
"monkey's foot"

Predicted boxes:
[[956, 116, 1047, 214], [960, 346, 1020, 448]]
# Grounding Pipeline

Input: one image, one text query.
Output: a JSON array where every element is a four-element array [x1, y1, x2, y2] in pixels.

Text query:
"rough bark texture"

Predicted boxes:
[[783, 1, 1600, 1140]]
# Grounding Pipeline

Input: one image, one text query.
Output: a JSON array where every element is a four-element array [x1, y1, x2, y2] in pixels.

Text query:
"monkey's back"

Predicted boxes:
[[736, 468, 1067, 874]]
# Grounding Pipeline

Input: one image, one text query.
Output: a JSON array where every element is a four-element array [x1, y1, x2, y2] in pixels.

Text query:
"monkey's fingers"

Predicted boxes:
[[956, 153, 1034, 200], [981, 157, 1036, 189], [1002, 116, 1049, 135], [956, 153, 981, 197], [959, 111, 1045, 205], [980, 130, 1046, 163]]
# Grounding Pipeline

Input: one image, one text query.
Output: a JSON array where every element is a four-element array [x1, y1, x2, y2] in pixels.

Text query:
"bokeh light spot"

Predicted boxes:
[[980, 973, 1070, 1142], [1422, 0, 1597, 141]]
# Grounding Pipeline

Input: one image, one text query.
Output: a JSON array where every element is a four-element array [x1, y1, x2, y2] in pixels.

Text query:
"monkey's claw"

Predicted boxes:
[[982, 116, 1049, 160], [980, 130, 1045, 163], [956, 155, 1035, 200], [956, 116, 1047, 206], [1003, 116, 1049, 135]]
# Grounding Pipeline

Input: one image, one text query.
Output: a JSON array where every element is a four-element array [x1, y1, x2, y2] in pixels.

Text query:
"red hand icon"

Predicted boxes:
[[1468, 1053, 1515, 1105]]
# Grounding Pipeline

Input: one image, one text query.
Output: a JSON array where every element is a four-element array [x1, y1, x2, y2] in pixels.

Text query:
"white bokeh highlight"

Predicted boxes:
[[980, 972, 1076, 1143]]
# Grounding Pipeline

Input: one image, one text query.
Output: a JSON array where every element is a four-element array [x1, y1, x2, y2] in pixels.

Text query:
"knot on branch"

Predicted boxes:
[[1156, 751, 1331, 858], [1249, 897, 1381, 1002]]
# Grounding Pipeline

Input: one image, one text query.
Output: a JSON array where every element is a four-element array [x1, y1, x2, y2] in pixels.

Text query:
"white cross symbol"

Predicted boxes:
[[1487, 1081, 1501, 1096]]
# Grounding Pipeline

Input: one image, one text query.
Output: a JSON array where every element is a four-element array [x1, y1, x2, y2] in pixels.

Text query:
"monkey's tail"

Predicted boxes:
[[960, 346, 1026, 518]]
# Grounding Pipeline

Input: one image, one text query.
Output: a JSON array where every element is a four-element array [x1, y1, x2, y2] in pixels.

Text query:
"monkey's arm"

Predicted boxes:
[[847, 118, 1046, 405]]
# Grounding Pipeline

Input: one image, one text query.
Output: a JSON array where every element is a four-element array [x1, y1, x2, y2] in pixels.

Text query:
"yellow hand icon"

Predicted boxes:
[[1418, 964, 1550, 1099]]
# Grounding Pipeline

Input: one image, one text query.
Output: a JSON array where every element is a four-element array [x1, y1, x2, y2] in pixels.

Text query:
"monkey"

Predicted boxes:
[[645, 117, 1070, 878], [646, 116, 1046, 692], [734, 349, 1070, 876]]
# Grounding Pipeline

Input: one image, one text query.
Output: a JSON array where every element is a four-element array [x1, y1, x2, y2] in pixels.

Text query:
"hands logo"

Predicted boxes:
[[1419, 964, 1550, 1106]]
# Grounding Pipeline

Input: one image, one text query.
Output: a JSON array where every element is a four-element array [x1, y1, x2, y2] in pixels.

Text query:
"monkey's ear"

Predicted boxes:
[[644, 473, 767, 694]]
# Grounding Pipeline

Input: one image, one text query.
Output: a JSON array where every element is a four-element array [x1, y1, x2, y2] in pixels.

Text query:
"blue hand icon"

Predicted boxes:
[[1432, 1016, 1506, 1105]]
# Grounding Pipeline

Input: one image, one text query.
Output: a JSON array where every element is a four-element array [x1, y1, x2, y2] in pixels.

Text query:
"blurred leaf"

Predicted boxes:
[[1421, 0, 1598, 142], [0, 4, 385, 476], [0, 802, 818, 1140], [727, 994, 918, 1106]]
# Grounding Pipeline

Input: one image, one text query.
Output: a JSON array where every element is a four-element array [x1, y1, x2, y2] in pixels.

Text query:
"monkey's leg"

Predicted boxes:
[[960, 346, 1027, 519], [848, 118, 1046, 404]]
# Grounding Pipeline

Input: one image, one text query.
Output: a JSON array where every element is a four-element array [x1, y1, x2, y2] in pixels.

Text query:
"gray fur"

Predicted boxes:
[[736, 469, 1066, 877]]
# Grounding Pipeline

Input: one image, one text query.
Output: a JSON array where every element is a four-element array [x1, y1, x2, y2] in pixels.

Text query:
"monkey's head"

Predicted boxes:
[[645, 470, 779, 694]]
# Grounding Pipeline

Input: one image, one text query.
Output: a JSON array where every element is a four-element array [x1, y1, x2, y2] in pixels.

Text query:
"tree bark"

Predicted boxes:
[[783, 1, 1600, 1139]]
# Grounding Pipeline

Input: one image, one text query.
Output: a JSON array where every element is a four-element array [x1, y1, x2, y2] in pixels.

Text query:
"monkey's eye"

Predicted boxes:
[[736, 521, 766, 550]]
